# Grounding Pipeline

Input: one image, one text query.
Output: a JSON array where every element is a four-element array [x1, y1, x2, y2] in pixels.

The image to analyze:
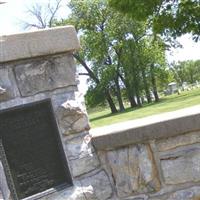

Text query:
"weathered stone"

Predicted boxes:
[[0, 161, 11, 200], [14, 54, 76, 96], [91, 106, 200, 150], [69, 153, 100, 177], [106, 144, 160, 198], [157, 131, 200, 152], [0, 26, 80, 63], [160, 146, 200, 185], [80, 171, 113, 200], [64, 134, 94, 160], [0, 68, 19, 102], [150, 186, 200, 200], [0, 191, 3, 200], [41, 183, 90, 200], [56, 100, 90, 135]]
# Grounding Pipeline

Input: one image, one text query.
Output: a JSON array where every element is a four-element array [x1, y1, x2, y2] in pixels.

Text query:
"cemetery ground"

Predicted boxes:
[[88, 87, 200, 128]]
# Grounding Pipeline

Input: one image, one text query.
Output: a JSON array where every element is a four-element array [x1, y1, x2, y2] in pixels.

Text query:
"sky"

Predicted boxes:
[[0, 0, 200, 93], [1, 0, 200, 62]]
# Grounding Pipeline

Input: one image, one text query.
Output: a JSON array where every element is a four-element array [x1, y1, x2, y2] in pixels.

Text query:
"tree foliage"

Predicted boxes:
[[23, 0, 184, 113], [109, 0, 200, 41], [170, 60, 200, 85]]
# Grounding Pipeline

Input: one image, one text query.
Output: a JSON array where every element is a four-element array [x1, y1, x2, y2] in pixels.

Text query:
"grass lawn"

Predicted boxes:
[[88, 88, 200, 128]]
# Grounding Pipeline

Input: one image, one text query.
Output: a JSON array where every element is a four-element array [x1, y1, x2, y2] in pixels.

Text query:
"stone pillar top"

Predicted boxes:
[[0, 26, 80, 63]]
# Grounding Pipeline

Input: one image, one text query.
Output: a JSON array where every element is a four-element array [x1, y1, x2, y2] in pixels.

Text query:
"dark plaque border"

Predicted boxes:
[[0, 99, 73, 200]]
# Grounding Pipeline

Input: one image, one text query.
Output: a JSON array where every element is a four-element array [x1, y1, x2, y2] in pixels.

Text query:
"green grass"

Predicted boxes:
[[88, 88, 200, 128]]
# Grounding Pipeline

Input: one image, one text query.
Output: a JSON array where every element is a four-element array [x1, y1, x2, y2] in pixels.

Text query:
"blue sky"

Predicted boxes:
[[0, 0, 200, 64]]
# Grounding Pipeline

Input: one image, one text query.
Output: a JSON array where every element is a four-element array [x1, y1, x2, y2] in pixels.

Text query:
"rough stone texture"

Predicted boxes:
[[41, 171, 113, 200], [0, 191, 3, 200], [0, 67, 19, 102], [106, 144, 160, 198], [80, 171, 113, 200], [14, 54, 76, 96], [0, 161, 10, 200], [0, 26, 80, 63], [91, 105, 200, 150], [150, 186, 200, 200], [157, 131, 200, 152], [56, 100, 90, 135], [69, 153, 100, 177], [64, 133, 94, 160], [40, 181, 91, 200], [160, 145, 200, 185]]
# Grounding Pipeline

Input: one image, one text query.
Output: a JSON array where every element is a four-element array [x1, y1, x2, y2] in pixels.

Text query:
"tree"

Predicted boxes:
[[109, 0, 200, 41], [24, 0, 169, 113], [170, 60, 200, 85], [65, 0, 126, 113], [23, 0, 62, 29]]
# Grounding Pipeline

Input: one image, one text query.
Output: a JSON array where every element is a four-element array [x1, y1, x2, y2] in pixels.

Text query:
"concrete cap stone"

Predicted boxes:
[[91, 105, 200, 150], [0, 26, 80, 63]]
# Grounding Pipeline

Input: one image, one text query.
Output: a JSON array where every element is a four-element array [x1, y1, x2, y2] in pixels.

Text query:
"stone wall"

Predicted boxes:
[[91, 106, 200, 200]]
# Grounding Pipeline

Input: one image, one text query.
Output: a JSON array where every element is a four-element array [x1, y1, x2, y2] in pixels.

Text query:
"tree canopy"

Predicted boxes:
[[109, 0, 200, 41]]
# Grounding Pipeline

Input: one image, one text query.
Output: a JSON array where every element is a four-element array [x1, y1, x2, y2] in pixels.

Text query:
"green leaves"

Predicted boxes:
[[109, 0, 200, 41]]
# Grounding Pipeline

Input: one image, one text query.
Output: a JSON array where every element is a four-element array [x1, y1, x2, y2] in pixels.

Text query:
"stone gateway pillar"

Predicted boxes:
[[0, 26, 113, 200]]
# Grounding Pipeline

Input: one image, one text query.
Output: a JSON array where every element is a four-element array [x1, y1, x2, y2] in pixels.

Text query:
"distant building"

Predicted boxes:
[[164, 82, 178, 95]]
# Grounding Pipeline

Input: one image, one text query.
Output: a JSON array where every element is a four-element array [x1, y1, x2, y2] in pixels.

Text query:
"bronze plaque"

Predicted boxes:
[[0, 100, 72, 200]]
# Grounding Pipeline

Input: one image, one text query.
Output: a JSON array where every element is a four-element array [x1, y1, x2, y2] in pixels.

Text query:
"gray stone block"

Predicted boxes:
[[69, 153, 100, 177], [64, 133, 94, 160], [0, 26, 80, 63], [150, 186, 200, 200], [80, 171, 113, 200], [160, 145, 200, 185], [91, 106, 200, 150], [106, 144, 160, 198], [0, 67, 19, 102], [14, 54, 76, 96]]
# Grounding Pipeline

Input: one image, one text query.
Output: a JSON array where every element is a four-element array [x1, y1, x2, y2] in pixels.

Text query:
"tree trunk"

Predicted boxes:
[[74, 53, 118, 113], [135, 84, 142, 107], [114, 76, 125, 112], [150, 64, 159, 102], [141, 67, 152, 103], [118, 72, 137, 108], [105, 90, 118, 113]]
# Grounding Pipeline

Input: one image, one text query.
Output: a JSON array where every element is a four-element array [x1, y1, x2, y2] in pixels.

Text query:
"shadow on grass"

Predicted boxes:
[[90, 89, 200, 123], [89, 101, 161, 122]]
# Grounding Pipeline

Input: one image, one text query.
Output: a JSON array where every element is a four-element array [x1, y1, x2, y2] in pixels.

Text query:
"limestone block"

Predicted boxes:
[[69, 153, 100, 177], [0, 191, 3, 200], [0, 161, 11, 200], [64, 134, 94, 160], [56, 100, 90, 135], [0, 67, 19, 102], [14, 54, 76, 96], [150, 186, 200, 200], [0, 26, 80, 63], [80, 171, 113, 200], [106, 144, 160, 198], [157, 131, 200, 152], [41, 183, 91, 200], [160, 146, 200, 185], [91, 106, 200, 150]]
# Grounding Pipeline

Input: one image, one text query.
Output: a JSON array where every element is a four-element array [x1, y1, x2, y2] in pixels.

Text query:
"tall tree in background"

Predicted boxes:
[[24, 0, 170, 113], [66, 0, 120, 113], [170, 60, 200, 85], [23, 0, 62, 29]]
